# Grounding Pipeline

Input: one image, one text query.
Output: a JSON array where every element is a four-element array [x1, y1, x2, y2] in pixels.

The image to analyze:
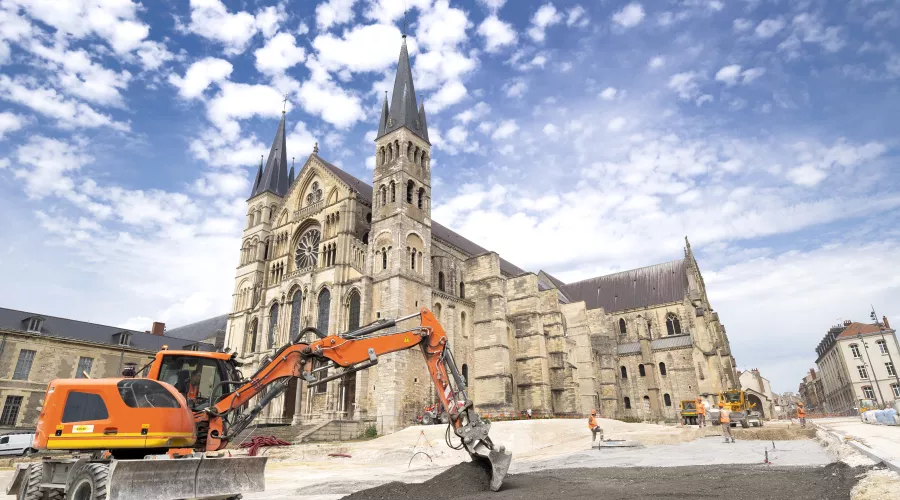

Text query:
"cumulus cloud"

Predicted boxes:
[[0, 75, 129, 131], [504, 79, 527, 98], [648, 56, 665, 70], [478, 15, 517, 53], [667, 71, 705, 101], [168, 57, 233, 100], [755, 18, 785, 38], [527, 3, 562, 42], [607, 117, 627, 131], [185, 0, 284, 55], [316, 0, 357, 31], [491, 119, 519, 140], [733, 18, 753, 32], [612, 3, 645, 28], [599, 87, 617, 100], [313, 23, 406, 74], [254, 32, 306, 75], [0, 112, 25, 139], [715, 65, 766, 86], [566, 5, 589, 28]]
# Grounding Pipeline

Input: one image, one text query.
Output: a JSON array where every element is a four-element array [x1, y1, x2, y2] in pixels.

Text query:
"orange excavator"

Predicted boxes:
[[6, 308, 511, 499]]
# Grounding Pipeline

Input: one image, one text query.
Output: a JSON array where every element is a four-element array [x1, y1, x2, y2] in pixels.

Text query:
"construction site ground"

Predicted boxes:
[[2, 418, 898, 499]]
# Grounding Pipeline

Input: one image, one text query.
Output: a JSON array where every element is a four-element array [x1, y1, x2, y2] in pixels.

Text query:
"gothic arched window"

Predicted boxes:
[[666, 313, 682, 336], [381, 248, 388, 270], [390, 181, 396, 202], [624, 397, 631, 409], [438, 271, 445, 291], [664, 394, 672, 407], [245, 319, 258, 353], [417, 187, 425, 209], [620, 366, 627, 379], [659, 362, 667, 376], [289, 290, 302, 341], [406, 180, 414, 203], [459, 282, 465, 299], [347, 290, 361, 331], [639, 364, 646, 377], [318, 288, 331, 336], [619, 318, 627, 335], [268, 302, 279, 348], [410, 250, 416, 271], [461, 363, 469, 386], [295, 227, 321, 270], [380, 185, 387, 206]]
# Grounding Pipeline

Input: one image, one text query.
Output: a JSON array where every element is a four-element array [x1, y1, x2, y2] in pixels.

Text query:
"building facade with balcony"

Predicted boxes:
[[815, 318, 900, 413]]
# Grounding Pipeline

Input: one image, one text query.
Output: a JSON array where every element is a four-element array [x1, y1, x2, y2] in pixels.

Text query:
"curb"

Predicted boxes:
[[812, 422, 900, 474]]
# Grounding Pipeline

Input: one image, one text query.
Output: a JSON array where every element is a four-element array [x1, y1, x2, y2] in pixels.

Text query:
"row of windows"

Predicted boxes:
[[622, 394, 674, 410], [620, 362, 667, 379], [245, 288, 361, 353], [378, 140, 429, 168], [618, 314, 682, 337], [377, 180, 427, 210], [855, 362, 896, 379], [850, 340, 890, 359], [436, 271, 465, 298], [8, 350, 94, 383]]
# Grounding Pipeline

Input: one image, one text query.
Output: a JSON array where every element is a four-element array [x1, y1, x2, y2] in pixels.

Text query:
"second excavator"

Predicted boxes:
[[7, 308, 511, 500]]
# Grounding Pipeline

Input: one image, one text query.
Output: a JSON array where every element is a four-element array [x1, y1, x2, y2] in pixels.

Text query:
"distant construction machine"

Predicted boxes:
[[6, 308, 511, 499], [714, 389, 762, 428]]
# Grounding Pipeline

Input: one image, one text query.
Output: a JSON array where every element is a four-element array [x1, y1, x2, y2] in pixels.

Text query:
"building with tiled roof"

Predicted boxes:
[[192, 38, 738, 431]]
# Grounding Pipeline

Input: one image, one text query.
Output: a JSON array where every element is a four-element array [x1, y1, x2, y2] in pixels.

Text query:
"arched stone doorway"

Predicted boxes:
[[746, 393, 765, 419]]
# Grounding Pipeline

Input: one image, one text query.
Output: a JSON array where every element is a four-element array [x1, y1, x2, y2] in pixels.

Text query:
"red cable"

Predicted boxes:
[[239, 436, 292, 456]]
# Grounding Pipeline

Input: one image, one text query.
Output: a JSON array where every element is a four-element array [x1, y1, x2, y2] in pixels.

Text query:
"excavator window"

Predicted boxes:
[[62, 392, 109, 423], [117, 379, 181, 408], [157, 355, 225, 409]]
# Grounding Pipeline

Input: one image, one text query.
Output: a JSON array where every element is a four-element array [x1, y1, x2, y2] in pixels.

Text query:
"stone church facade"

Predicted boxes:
[[223, 38, 738, 433]]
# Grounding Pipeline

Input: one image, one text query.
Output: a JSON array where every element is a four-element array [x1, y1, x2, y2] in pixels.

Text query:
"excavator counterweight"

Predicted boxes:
[[7, 308, 510, 499]]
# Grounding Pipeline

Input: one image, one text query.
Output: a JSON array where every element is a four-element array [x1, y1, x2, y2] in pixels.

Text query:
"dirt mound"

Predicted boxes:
[[340, 460, 491, 500], [731, 426, 817, 440]]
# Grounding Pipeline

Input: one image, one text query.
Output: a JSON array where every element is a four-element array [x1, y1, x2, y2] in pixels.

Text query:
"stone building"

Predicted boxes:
[[0, 307, 214, 431], [737, 368, 776, 420], [222, 38, 738, 433], [798, 368, 826, 412], [815, 318, 900, 413]]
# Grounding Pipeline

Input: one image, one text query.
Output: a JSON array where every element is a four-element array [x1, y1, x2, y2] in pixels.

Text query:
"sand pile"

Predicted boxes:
[[851, 468, 900, 500], [340, 461, 491, 500], [730, 426, 817, 441]]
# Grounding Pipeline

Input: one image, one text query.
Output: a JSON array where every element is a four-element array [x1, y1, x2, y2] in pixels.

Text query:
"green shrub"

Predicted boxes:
[[364, 425, 377, 438]]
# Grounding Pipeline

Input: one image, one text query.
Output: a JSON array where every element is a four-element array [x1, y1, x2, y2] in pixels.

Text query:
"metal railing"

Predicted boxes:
[[293, 201, 324, 221]]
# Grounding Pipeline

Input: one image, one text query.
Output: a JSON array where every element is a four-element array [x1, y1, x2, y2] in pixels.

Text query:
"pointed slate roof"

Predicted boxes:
[[251, 113, 290, 198], [377, 38, 429, 143], [377, 93, 390, 137]]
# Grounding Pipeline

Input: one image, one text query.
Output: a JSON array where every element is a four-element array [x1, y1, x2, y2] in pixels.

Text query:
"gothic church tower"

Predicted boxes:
[[366, 35, 433, 431]]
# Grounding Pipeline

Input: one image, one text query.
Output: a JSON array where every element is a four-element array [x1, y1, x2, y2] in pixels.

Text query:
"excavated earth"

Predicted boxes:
[[341, 461, 868, 500]]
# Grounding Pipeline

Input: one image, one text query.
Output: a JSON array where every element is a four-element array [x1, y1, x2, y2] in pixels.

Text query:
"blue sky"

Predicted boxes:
[[1, 0, 898, 393]]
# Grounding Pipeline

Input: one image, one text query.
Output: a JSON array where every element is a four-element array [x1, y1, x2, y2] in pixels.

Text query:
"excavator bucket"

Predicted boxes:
[[476, 446, 512, 492], [107, 456, 267, 500]]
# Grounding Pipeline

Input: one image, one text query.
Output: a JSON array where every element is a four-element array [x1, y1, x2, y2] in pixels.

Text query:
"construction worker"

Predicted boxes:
[[588, 409, 603, 444], [797, 402, 807, 428], [696, 397, 706, 427], [719, 403, 734, 443], [185, 369, 203, 404]]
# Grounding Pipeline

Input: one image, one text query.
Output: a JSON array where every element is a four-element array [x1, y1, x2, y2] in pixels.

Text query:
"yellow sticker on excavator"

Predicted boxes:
[[404, 337, 409, 343], [72, 425, 94, 433]]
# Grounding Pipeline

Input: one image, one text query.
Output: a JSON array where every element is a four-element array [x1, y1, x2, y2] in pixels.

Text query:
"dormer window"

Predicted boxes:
[[25, 316, 44, 333], [115, 332, 132, 346]]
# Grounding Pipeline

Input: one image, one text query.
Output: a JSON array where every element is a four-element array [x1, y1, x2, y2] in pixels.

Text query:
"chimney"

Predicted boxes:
[[151, 322, 166, 336], [883, 316, 891, 329]]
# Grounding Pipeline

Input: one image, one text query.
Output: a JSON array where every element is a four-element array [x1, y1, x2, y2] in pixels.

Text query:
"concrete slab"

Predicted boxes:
[[814, 417, 900, 473]]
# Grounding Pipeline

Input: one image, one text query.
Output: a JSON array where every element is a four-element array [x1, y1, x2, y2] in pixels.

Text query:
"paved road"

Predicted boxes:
[[815, 417, 900, 468]]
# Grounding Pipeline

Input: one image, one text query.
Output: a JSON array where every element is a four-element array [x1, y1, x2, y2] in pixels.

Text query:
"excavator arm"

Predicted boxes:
[[200, 308, 511, 491]]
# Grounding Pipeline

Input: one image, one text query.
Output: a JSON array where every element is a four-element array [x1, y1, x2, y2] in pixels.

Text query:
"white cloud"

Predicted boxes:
[[477, 0, 507, 10], [733, 18, 753, 32], [416, 0, 471, 51], [296, 65, 364, 129], [708, 0, 724, 11], [316, 0, 357, 31], [0, 75, 129, 131], [715, 65, 742, 85], [0, 112, 25, 139], [715, 65, 766, 86], [254, 32, 306, 75], [207, 82, 286, 138], [755, 18, 785, 39], [478, 15, 517, 53], [566, 5, 589, 28], [168, 57, 233, 100], [607, 117, 627, 131], [504, 79, 527, 98], [527, 3, 562, 42], [13, 136, 92, 198], [599, 87, 617, 100], [26, 41, 132, 107], [612, 3, 645, 29], [363, 0, 431, 23], [491, 119, 518, 140], [543, 123, 558, 136], [648, 56, 665, 70], [786, 139, 886, 187], [787, 14, 845, 54], [428, 80, 467, 113], [454, 102, 490, 123], [186, 0, 283, 55], [313, 23, 407, 74], [667, 71, 703, 100]]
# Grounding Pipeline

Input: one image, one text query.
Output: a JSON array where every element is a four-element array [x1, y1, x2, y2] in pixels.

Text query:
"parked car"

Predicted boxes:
[[0, 432, 36, 456]]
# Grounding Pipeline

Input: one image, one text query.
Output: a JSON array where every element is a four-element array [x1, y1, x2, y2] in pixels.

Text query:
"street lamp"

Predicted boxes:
[[857, 331, 886, 407]]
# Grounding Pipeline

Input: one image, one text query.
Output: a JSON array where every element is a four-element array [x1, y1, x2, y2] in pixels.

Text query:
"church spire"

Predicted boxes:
[[377, 37, 429, 143], [251, 112, 290, 198], [377, 91, 389, 137], [250, 155, 263, 197], [288, 157, 295, 186]]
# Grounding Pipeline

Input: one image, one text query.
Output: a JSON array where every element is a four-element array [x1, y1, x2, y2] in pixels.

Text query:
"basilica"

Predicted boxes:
[[222, 37, 738, 433]]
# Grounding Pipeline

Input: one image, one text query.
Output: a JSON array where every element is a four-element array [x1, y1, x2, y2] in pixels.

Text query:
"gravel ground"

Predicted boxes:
[[341, 462, 869, 500]]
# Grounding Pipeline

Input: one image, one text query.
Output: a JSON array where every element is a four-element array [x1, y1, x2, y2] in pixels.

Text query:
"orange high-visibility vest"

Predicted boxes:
[[588, 415, 599, 429], [697, 403, 706, 415], [720, 410, 730, 423], [797, 407, 806, 418], [187, 384, 199, 400]]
